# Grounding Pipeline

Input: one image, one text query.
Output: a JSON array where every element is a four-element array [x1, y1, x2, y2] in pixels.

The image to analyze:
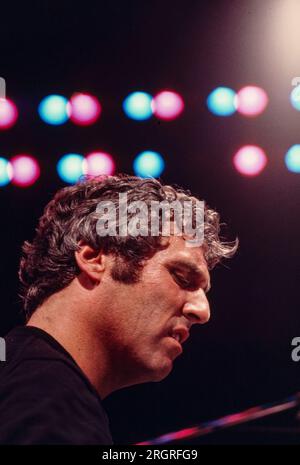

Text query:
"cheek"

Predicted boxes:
[[139, 281, 184, 321]]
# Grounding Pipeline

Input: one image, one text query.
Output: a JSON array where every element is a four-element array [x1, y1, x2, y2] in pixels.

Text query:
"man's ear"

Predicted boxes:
[[75, 243, 107, 283]]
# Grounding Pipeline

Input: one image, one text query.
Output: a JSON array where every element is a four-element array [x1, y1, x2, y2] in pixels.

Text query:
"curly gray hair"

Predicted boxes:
[[19, 174, 238, 318]]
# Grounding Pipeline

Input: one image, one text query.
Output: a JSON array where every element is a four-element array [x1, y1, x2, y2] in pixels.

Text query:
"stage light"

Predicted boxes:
[[11, 155, 40, 187], [206, 87, 236, 116], [285, 145, 300, 173], [290, 86, 300, 111], [69, 93, 101, 126], [133, 151, 165, 178], [57, 153, 85, 184], [235, 86, 268, 116], [38, 94, 70, 125], [0, 157, 13, 186], [233, 145, 267, 176], [123, 92, 153, 120], [84, 152, 115, 176], [0, 98, 18, 129], [152, 91, 184, 120]]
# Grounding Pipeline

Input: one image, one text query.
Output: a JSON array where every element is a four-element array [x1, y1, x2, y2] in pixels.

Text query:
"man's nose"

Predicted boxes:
[[182, 289, 210, 325]]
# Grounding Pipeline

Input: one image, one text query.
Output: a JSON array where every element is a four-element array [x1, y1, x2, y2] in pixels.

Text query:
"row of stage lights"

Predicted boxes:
[[1, 144, 300, 188], [3, 83, 300, 129], [0, 151, 165, 187], [207, 84, 300, 115], [0, 91, 184, 129]]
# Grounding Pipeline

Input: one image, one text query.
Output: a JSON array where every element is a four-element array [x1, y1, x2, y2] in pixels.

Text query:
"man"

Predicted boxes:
[[0, 174, 237, 444]]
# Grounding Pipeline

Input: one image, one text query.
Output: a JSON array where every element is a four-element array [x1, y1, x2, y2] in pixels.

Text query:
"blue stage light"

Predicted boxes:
[[123, 92, 153, 120], [38, 95, 70, 125], [57, 153, 85, 183], [133, 151, 165, 178], [0, 157, 12, 186], [207, 87, 236, 116], [285, 145, 300, 173], [290, 86, 300, 111]]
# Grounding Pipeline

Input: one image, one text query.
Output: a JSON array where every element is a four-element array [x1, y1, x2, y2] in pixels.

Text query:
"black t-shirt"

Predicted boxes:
[[0, 326, 113, 445]]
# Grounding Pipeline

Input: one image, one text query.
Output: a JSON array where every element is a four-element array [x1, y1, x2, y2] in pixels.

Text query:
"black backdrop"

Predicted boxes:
[[0, 0, 299, 444]]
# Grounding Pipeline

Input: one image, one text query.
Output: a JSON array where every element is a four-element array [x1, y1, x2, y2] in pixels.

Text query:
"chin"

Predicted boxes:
[[130, 349, 176, 384], [152, 371, 171, 382], [148, 359, 173, 382]]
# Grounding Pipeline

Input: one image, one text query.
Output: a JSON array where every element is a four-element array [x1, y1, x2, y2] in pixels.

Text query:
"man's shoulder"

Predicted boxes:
[[1, 325, 97, 398], [0, 356, 113, 444], [3, 325, 74, 364], [0, 326, 113, 444]]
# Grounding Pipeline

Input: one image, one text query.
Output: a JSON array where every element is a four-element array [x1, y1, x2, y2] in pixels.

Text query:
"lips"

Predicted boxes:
[[169, 327, 190, 345]]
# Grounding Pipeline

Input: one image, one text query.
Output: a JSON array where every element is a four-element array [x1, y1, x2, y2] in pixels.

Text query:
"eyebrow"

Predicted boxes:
[[166, 259, 211, 293]]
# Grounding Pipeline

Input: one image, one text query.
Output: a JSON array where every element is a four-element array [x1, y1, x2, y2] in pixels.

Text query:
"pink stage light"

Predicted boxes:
[[235, 86, 268, 117], [69, 93, 101, 126], [152, 91, 184, 120], [84, 152, 115, 176], [0, 98, 18, 129], [11, 154, 40, 187], [233, 145, 267, 176]]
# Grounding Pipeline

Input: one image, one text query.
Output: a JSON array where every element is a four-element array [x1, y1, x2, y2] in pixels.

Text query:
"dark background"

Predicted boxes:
[[0, 0, 300, 443]]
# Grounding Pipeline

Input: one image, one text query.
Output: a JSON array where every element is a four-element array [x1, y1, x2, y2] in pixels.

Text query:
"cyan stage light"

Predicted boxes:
[[133, 150, 165, 178], [207, 87, 236, 116], [290, 86, 300, 111], [38, 94, 70, 125], [57, 153, 85, 183], [285, 145, 300, 173], [0, 157, 13, 186], [123, 92, 153, 120]]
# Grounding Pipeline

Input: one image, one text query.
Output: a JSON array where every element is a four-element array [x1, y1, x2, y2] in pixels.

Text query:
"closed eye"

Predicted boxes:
[[166, 262, 211, 293], [172, 273, 199, 291]]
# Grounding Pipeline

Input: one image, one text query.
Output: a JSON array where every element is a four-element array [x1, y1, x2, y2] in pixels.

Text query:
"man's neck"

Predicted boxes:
[[26, 285, 117, 399]]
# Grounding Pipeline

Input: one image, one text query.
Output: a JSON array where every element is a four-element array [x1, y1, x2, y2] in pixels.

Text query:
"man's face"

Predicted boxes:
[[97, 236, 211, 386]]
